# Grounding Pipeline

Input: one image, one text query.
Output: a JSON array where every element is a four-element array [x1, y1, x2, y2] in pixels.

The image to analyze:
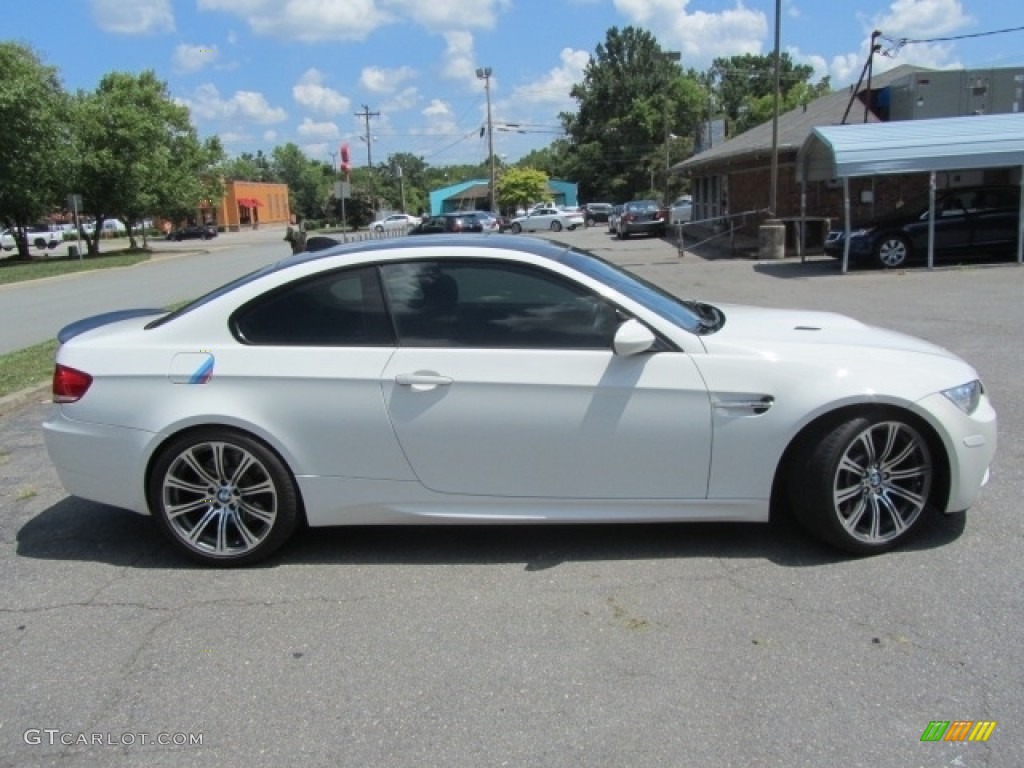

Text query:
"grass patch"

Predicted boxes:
[[0, 339, 59, 397], [0, 298, 193, 399], [0, 249, 151, 286]]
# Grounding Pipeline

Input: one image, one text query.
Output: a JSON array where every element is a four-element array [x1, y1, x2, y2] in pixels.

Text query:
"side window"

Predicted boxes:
[[381, 260, 619, 349], [232, 266, 394, 346]]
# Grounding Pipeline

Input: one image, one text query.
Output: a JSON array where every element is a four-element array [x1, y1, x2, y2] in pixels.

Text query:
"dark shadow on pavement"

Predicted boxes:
[[17, 495, 966, 571]]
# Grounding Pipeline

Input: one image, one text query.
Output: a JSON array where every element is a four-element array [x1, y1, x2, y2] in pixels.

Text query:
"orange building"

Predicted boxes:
[[207, 180, 291, 232]]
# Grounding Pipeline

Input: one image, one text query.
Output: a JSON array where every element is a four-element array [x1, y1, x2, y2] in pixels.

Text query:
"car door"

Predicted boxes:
[[907, 192, 972, 254], [969, 188, 1019, 252], [378, 259, 712, 501]]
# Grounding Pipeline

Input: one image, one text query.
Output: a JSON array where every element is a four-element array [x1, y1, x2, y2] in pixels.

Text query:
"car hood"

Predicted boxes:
[[703, 304, 958, 360]]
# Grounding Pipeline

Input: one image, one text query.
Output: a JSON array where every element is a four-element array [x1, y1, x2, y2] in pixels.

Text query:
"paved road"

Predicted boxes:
[[1, 228, 1022, 767], [0, 229, 292, 355]]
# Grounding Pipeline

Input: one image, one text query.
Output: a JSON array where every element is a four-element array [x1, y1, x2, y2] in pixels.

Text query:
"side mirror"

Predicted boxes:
[[613, 318, 656, 356]]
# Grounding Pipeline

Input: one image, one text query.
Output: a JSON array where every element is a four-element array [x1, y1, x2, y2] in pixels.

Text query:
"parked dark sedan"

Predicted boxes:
[[824, 186, 1020, 268], [583, 203, 613, 225], [167, 224, 218, 241], [617, 200, 667, 239], [409, 213, 484, 235]]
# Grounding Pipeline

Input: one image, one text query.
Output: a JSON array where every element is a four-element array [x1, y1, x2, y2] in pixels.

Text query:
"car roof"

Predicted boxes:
[[285, 233, 571, 269]]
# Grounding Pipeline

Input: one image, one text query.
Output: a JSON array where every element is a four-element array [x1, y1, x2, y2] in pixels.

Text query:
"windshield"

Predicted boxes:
[[557, 249, 716, 334]]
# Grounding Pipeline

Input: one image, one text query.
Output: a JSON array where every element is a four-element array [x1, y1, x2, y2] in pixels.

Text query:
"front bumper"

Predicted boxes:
[[914, 391, 997, 513]]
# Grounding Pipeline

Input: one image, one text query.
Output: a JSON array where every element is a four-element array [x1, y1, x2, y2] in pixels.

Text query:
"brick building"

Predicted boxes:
[[202, 180, 291, 232], [674, 64, 1024, 248]]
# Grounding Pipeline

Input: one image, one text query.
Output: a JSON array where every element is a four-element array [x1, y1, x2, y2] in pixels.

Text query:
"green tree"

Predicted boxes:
[[709, 53, 829, 136], [0, 43, 68, 260], [219, 150, 276, 182], [497, 167, 549, 212], [561, 27, 703, 203], [272, 143, 327, 220], [70, 70, 217, 254]]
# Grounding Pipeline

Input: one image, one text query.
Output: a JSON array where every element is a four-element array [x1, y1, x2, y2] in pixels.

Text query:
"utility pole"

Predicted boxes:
[[356, 104, 380, 167], [476, 67, 496, 211], [663, 51, 681, 204], [355, 104, 380, 215], [769, 0, 781, 217]]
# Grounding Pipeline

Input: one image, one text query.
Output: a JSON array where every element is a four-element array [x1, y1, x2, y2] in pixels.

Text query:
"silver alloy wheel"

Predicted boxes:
[[550, 221, 563, 232], [831, 421, 932, 545], [877, 236, 908, 267], [161, 441, 278, 557]]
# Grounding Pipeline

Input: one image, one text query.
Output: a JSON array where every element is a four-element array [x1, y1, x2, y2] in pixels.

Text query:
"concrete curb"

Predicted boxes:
[[0, 381, 51, 418]]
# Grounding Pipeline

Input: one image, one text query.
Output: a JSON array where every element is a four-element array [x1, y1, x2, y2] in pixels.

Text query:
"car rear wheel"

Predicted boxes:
[[550, 221, 563, 232], [149, 429, 299, 566], [875, 234, 910, 268], [788, 415, 934, 554]]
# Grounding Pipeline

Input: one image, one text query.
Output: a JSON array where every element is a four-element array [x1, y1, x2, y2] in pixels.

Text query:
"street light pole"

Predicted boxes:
[[476, 67, 496, 212]]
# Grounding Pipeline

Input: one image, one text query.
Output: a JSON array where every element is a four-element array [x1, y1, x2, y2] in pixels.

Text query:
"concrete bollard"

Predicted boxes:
[[758, 219, 786, 260]]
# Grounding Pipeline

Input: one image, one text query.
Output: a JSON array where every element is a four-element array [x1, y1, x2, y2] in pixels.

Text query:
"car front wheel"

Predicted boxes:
[[789, 415, 934, 554], [511, 222, 522, 234], [149, 429, 299, 566], [875, 234, 910, 268], [550, 221, 563, 232]]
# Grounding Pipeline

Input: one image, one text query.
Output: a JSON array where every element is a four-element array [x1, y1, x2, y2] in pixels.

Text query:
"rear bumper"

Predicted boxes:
[[43, 407, 155, 515]]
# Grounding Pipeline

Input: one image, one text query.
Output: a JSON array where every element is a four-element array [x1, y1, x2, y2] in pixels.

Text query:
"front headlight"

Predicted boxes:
[[942, 380, 983, 414]]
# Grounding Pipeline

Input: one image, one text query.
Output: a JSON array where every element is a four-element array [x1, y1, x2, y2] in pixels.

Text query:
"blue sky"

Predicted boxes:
[[7, 1, 1023, 168]]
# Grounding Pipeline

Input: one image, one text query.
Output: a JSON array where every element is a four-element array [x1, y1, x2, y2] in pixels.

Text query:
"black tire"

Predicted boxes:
[[374, 225, 384, 233], [550, 221, 563, 232], [875, 234, 911, 268], [511, 222, 522, 234], [617, 228, 628, 240], [148, 429, 300, 566], [788, 415, 934, 555]]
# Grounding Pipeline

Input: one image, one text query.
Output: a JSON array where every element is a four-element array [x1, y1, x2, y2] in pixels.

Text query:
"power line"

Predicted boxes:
[[881, 24, 1024, 56]]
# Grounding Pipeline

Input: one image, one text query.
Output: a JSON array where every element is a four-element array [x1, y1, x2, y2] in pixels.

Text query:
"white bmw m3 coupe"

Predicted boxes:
[[43, 235, 996, 565]]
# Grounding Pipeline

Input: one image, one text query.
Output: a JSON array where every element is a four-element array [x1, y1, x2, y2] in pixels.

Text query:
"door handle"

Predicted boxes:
[[395, 372, 453, 390]]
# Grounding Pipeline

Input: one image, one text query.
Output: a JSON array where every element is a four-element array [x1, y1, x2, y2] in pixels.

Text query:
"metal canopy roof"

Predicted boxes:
[[798, 112, 1024, 181]]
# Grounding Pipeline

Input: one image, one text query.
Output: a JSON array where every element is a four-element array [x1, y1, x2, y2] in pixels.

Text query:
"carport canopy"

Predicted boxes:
[[796, 112, 1024, 270]]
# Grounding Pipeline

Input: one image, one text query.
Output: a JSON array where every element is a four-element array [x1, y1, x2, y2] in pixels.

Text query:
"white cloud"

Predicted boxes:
[[382, 86, 420, 112], [92, 0, 174, 34], [510, 48, 589, 107], [297, 118, 341, 141], [302, 142, 330, 159], [197, 0, 395, 41], [263, 130, 278, 142], [292, 69, 351, 116], [361, 66, 418, 94], [178, 84, 288, 124], [872, 0, 972, 39], [613, 0, 766, 65], [422, 99, 459, 135], [392, 0, 508, 31], [219, 130, 252, 145], [173, 44, 219, 74], [441, 30, 478, 83]]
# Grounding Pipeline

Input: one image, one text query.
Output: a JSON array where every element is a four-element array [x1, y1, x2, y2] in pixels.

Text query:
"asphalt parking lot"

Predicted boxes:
[[2, 227, 1022, 767]]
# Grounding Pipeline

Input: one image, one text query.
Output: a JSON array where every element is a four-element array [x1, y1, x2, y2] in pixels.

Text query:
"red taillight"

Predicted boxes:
[[53, 364, 93, 403]]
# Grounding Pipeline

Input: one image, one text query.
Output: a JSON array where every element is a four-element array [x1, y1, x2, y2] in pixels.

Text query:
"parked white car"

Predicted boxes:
[[510, 207, 584, 233], [44, 234, 995, 566], [670, 196, 693, 225], [1, 227, 62, 251], [370, 213, 421, 232]]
